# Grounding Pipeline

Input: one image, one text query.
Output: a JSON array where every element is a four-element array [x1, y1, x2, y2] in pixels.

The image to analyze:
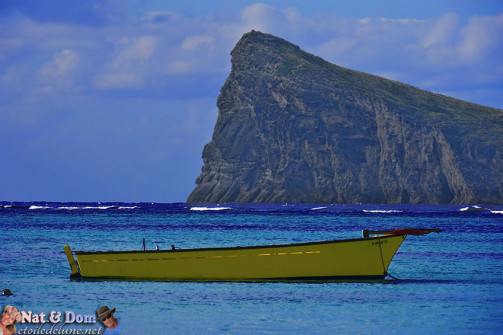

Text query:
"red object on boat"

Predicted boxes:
[[387, 228, 441, 236]]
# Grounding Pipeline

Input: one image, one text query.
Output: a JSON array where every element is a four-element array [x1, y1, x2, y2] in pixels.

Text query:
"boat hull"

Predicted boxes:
[[67, 234, 406, 281]]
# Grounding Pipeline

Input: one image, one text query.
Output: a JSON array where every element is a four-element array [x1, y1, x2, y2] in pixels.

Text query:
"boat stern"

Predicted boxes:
[[64, 245, 82, 279]]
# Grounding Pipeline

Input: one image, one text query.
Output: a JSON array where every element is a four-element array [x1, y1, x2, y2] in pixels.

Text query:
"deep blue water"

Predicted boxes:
[[1, 202, 502, 334]]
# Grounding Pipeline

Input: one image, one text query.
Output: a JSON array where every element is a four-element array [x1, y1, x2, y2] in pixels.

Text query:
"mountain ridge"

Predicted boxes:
[[187, 30, 503, 204]]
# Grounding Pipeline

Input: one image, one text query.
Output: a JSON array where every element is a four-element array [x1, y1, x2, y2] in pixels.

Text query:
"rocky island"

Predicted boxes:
[[188, 31, 503, 204]]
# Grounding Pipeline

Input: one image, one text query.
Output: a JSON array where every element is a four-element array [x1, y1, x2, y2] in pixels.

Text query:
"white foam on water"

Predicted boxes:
[[82, 206, 116, 210], [459, 205, 489, 212], [56, 205, 120, 210], [190, 207, 232, 211], [29, 205, 51, 210], [362, 210, 403, 213]]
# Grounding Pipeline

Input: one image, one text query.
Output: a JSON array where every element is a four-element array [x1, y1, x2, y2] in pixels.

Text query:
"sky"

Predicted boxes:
[[1, 0, 502, 203]]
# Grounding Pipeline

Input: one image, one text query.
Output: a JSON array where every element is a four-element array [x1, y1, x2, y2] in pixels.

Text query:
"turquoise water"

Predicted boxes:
[[1, 202, 502, 334]]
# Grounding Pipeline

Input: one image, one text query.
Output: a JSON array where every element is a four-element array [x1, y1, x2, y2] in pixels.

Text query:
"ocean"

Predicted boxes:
[[1, 202, 502, 334]]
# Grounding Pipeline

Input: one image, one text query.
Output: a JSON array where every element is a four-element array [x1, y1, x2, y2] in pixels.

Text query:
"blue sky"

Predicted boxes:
[[1, 1, 502, 203]]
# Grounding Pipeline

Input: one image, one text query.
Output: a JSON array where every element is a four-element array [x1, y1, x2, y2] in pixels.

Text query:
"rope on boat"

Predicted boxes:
[[384, 271, 401, 280]]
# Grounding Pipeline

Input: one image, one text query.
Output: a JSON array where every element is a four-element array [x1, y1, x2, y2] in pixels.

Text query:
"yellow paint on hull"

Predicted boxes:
[[65, 234, 406, 281]]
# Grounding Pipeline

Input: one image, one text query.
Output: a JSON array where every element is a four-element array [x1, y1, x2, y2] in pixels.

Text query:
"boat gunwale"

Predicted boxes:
[[73, 234, 405, 255]]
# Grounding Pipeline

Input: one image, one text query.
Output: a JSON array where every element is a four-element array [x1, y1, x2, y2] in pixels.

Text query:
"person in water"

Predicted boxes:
[[1, 305, 21, 335], [97, 306, 120, 334]]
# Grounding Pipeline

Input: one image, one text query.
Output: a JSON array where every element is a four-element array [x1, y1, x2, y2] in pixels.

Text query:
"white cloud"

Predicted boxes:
[[114, 36, 157, 66], [459, 13, 503, 62], [181, 35, 214, 51], [1, 66, 30, 89], [309, 16, 426, 69], [421, 13, 458, 49], [166, 61, 193, 74], [37, 49, 80, 93], [1, 4, 501, 107], [93, 72, 143, 89], [407, 12, 503, 89], [44, 49, 79, 73], [143, 11, 183, 28], [241, 3, 277, 30], [90, 36, 158, 89], [0, 38, 24, 62], [317, 37, 357, 60]]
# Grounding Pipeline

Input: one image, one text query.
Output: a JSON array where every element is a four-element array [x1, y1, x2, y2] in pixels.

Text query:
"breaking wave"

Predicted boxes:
[[12, 204, 140, 210], [29, 205, 51, 210], [190, 207, 232, 211], [459, 205, 490, 213], [363, 210, 403, 213]]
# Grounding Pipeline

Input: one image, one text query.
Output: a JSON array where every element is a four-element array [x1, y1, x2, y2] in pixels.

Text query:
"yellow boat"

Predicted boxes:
[[64, 229, 440, 281]]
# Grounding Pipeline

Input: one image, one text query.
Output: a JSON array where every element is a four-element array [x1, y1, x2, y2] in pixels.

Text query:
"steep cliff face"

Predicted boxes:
[[188, 31, 503, 204]]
